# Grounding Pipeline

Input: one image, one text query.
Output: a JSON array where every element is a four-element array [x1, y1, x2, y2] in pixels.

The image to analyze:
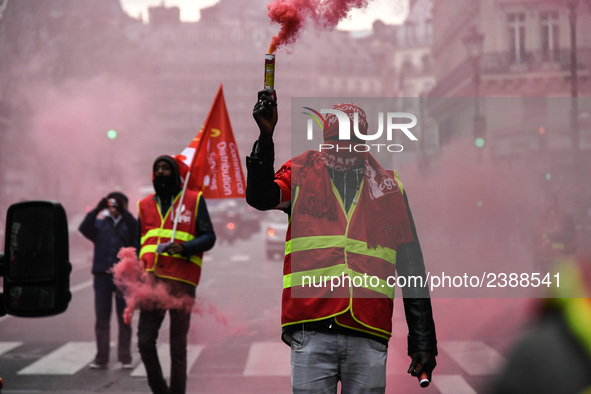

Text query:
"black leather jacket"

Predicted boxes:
[[245, 139, 438, 356]]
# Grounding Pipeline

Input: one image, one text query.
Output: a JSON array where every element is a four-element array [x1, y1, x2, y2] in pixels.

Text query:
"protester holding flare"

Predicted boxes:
[[136, 155, 216, 394], [79, 191, 137, 370], [247, 90, 437, 393]]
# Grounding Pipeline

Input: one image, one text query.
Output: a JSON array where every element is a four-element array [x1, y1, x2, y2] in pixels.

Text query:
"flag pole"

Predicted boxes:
[[170, 84, 223, 242], [170, 125, 205, 242], [170, 167, 193, 242]]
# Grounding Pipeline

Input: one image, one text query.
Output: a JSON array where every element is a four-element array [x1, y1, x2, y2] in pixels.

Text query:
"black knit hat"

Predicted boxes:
[[152, 155, 182, 198], [107, 191, 129, 205]]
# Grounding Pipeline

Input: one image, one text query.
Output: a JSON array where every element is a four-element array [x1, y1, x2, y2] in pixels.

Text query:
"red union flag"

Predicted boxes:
[[175, 84, 245, 198]]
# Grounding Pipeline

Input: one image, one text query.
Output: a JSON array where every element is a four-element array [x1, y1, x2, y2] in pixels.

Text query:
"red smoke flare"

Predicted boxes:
[[112, 247, 229, 326], [267, 0, 371, 53]]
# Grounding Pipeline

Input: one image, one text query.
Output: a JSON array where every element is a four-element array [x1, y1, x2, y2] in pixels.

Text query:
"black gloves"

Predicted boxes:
[[96, 197, 108, 211], [97, 196, 126, 214], [253, 90, 278, 147], [408, 350, 437, 382], [112, 196, 125, 214]]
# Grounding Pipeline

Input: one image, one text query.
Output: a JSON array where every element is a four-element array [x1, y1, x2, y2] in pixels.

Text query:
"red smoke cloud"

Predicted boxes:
[[267, 0, 371, 53], [112, 247, 229, 327]]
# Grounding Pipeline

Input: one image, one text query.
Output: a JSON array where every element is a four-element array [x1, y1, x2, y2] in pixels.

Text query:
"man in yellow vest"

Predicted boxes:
[[248, 91, 437, 393], [137, 155, 216, 394]]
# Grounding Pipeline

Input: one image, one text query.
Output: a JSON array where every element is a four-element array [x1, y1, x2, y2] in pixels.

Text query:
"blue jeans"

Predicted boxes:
[[290, 330, 388, 394], [93, 273, 132, 365]]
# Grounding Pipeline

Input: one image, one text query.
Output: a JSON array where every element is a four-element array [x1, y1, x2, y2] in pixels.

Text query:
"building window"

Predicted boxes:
[[540, 12, 559, 62], [508, 13, 527, 64]]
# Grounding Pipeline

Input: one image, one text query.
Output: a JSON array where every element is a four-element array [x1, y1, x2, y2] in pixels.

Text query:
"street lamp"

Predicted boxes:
[[566, 0, 580, 156], [567, 0, 578, 98], [463, 27, 485, 150], [463, 27, 485, 95]]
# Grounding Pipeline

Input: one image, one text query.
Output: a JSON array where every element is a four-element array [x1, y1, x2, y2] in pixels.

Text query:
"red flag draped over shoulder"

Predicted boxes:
[[175, 84, 246, 199]]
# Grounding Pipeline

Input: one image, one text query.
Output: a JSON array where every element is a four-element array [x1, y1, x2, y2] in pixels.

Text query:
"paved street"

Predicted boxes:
[[0, 228, 534, 393]]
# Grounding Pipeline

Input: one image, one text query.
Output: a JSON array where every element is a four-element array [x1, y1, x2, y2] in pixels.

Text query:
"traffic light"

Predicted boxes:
[[107, 129, 117, 139], [474, 137, 485, 148], [473, 115, 486, 148]]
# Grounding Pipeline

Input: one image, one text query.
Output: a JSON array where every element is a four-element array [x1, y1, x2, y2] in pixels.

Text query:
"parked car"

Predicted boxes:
[[264, 210, 288, 260]]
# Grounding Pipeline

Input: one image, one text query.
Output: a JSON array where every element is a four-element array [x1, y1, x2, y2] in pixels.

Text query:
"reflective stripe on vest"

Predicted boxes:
[[562, 298, 591, 361], [284, 265, 395, 299], [286, 235, 396, 261], [141, 228, 196, 244], [139, 244, 202, 267], [139, 191, 203, 285], [284, 234, 397, 299], [551, 260, 591, 361]]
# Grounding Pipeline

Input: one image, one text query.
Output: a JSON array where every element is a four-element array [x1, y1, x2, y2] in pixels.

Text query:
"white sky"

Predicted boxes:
[[119, 0, 408, 31]]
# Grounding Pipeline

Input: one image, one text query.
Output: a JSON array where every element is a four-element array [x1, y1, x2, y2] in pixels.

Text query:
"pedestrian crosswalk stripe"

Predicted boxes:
[[230, 254, 251, 262], [70, 279, 93, 293], [243, 342, 290, 376], [440, 340, 504, 375], [130, 344, 204, 378], [433, 375, 477, 394], [0, 342, 22, 356], [1, 339, 501, 384], [17, 342, 96, 375]]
